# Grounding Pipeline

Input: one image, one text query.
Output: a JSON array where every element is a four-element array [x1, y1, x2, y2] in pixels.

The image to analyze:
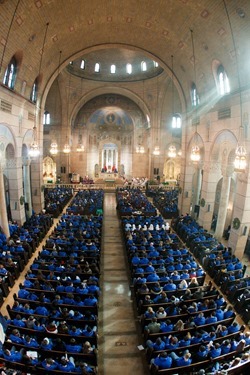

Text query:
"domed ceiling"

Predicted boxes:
[[67, 48, 163, 82]]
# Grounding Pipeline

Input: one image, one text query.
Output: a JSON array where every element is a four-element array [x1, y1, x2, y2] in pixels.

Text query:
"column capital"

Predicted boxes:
[[22, 157, 31, 167], [221, 165, 234, 178]]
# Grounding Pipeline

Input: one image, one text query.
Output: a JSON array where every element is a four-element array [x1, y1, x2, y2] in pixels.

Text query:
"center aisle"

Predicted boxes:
[[98, 192, 147, 375]]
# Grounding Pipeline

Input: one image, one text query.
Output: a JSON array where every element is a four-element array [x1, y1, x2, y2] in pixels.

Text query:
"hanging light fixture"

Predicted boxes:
[[153, 76, 160, 156], [190, 29, 200, 163], [153, 143, 160, 156], [29, 137, 40, 158], [168, 55, 177, 159], [76, 78, 85, 152], [168, 145, 176, 158], [136, 133, 145, 154], [29, 22, 49, 158], [63, 136, 71, 153], [50, 141, 58, 155], [63, 71, 72, 154], [222, 1, 247, 172], [50, 51, 62, 156]]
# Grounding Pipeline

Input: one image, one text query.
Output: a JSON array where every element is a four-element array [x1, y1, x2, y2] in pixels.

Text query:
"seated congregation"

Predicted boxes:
[[118, 188, 250, 374]]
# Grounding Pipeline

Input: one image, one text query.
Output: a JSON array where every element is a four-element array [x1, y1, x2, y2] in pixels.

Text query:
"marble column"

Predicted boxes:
[[178, 161, 193, 215], [198, 162, 220, 231], [30, 157, 44, 214], [214, 166, 233, 239], [0, 164, 10, 237], [6, 157, 26, 224], [23, 158, 33, 219], [191, 165, 202, 219]]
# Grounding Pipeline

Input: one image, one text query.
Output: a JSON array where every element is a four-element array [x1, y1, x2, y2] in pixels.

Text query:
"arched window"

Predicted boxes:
[[218, 65, 230, 95], [95, 63, 100, 73], [30, 79, 38, 103], [3, 57, 17, 89], [110, 64, 116, 74], [43, 111, 50, 125], [172, 114, 182, 129], [191, 83, 199, 107], [80, 60, 85, 69], [126, 63, 132, 74], [141, 61, 147, 71]]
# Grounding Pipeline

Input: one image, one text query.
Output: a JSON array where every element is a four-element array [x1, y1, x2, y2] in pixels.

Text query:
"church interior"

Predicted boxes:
[[0, 1, 250, 374]]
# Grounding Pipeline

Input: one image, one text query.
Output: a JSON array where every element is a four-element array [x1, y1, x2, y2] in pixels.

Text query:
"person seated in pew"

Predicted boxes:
[[160, 319, 174, 333], [156, 306, 167, 319], [144, 307, 156, 319], [195, 344, 209, 361], [82, 341, 95, 354], [192, 287, 204, 299], [23, 335, 40, 349], [173, 319, 185, 331], [205, 311, 218, 324], [41, 337, 53, 350], [57, 356, 77, 372], [8, 328, 23, 344], [220, 339, 231, 354], [194, 312, 206, 326], [41, 357, 58, 371], [208, 342, 222, 359], [169, 350, 192, 367], [228, 321, 241, 334], [65, 338, 83, 353], [215, 307, 225, 321], [82, 325, 97, 337], [144, 317, 161, 334], [181, 288, 193, 301], [216, 324, 228, 337], [178, 279, 188, 290], [0, 347, 23, 362], [12, 314, 26, 328], [178, 332, 191, 347], [150, 351, 173, 369], [223, 305, 234, 319], [163, 279, 176, 291]]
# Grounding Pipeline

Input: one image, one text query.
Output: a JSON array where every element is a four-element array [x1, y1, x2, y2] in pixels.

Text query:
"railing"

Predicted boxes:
[[44, 182, 124, 190]]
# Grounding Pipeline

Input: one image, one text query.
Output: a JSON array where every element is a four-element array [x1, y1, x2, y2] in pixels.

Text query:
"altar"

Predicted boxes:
[[100, 172, 118, 180]]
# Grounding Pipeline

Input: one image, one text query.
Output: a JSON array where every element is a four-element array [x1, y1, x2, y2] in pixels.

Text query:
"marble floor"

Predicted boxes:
[[98, 192, 148, 375]]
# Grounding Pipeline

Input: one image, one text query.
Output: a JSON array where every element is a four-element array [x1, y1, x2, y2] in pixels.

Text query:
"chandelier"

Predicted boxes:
[[234, 143, 247, 172], [29, 135, 40, 158], [63, 136, 71, 154], [76, 143, 85, 152], [153, 145, 160, 156], [190, 144, 201, 163], [136, 144, 145, 154], [50, 141, 58, 155], [168, 145, 176, 158]]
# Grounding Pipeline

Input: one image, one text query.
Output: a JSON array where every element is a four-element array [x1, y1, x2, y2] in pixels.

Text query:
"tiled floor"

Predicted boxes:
[[98, 192, 148, 375]]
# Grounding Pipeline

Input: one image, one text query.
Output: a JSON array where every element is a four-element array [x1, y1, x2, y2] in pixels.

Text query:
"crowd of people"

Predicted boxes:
[[118, 188, 250, 374], [0, 189, 102, 374]]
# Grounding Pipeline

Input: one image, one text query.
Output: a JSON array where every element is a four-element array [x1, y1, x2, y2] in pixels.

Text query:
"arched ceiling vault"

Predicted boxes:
[[0, 0, 249, 108]]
